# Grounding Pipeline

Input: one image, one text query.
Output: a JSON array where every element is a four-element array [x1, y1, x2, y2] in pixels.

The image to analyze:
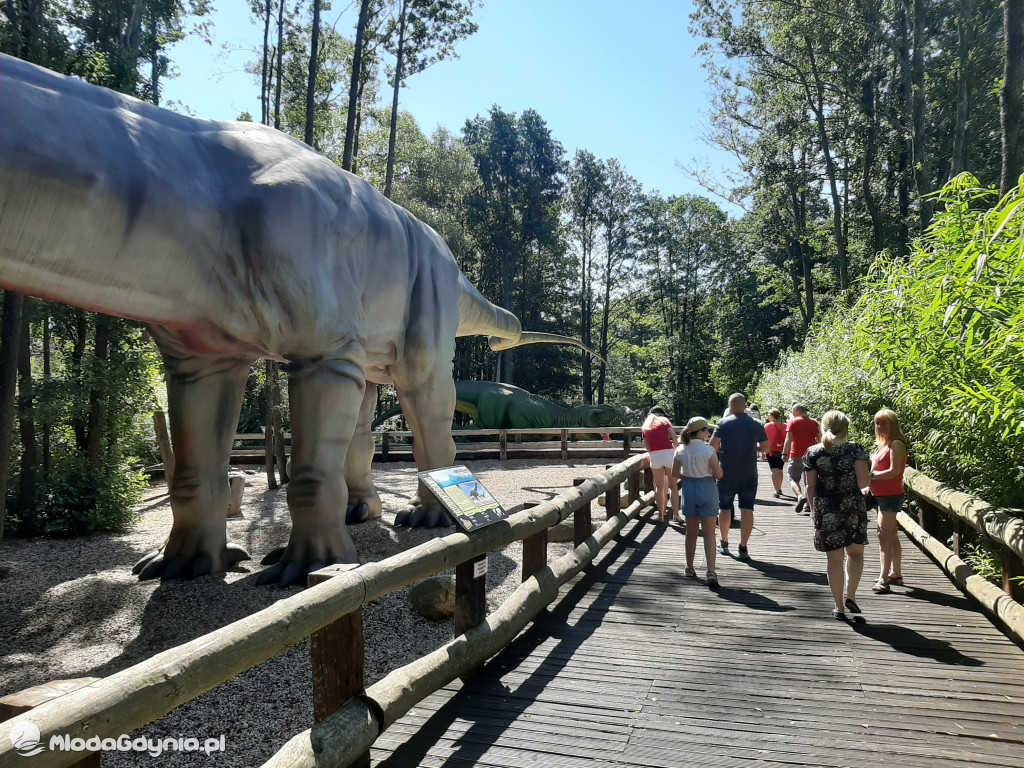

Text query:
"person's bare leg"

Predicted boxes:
[[739, 508, 754, 547], [890, 525, 903, 580], [701, 517, 717, 570], [653, 468, 668, 521], [826, 549, 845, 613], [845, 543, 865, 601], [685, 519, 699, 569], [670, 481, 681, 522], [718, 509, 731, 544], [877, 511, 893, 582], [772, 469, 783, 494]]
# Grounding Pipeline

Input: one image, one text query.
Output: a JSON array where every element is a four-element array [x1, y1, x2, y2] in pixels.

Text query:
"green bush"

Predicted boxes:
[[756, 174, 1024, 509]]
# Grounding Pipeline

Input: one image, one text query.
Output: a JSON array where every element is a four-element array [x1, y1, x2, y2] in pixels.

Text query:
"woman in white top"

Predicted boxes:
[[672, 416, 724, 587]]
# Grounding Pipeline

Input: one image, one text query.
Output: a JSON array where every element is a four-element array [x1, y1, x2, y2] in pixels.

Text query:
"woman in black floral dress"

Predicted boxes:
[[803, 411, 871, 620]]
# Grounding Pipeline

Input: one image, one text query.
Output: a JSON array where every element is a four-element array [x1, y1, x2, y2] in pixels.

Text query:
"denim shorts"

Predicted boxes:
[[718, 477, 758, 511], [682, 476, 719, 518], [876, 494, 904, 514]]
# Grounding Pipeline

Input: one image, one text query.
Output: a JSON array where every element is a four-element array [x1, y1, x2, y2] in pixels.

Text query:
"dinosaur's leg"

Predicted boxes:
[[135, 355, 252, 580], [258, 354, 364, 586], [344, 382, 382, 524], [392, 364, 457, 528]]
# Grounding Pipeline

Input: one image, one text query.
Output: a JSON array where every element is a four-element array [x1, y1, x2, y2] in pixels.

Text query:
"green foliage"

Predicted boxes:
[[12, 454, 147, 536], [756, 175, 1024, 508]]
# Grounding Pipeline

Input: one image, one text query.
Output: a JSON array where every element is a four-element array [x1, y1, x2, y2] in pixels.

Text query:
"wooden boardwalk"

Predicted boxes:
[[372, 461, 1024, 768]]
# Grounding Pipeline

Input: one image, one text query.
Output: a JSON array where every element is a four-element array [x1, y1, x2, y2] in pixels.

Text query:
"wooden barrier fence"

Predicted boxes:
[[0, 454, 654, 768], [900, 466, 1024, 643]]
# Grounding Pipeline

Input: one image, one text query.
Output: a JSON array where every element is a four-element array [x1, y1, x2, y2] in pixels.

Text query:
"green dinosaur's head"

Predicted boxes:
[[575, 404, 621, 427]]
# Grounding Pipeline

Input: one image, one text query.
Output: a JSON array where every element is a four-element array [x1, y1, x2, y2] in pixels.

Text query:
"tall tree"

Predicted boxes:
[[381, 0, 477, 197], [1001, 0, 1024, 193]]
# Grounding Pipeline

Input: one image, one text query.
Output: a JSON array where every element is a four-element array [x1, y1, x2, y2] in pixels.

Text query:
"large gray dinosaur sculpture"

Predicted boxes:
[[372, 381, 619, 430], [0, 54, 588, 585]]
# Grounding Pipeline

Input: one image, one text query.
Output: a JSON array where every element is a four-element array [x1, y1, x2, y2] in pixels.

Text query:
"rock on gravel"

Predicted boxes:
[[0, 458, 613, 767]]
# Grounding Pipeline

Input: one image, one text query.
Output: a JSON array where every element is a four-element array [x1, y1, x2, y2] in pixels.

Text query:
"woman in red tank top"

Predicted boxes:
[[642, 406, 679, 523], [870, 409, 909, 593]]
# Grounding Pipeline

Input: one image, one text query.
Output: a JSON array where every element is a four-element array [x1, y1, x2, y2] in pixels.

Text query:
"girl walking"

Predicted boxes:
[[672, 417, 724, 587], [642, 406, 679, 523], [871, 409, 909, 593]]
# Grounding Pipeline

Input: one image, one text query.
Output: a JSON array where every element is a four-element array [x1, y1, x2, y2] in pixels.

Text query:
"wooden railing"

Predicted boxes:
[[0, 455, 655, 768], [375, 426, 643, 461], [899, 466, 1024, 642]]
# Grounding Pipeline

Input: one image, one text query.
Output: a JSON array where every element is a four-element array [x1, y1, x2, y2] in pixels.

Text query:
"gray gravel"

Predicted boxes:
[[0, 458, 613, 766]]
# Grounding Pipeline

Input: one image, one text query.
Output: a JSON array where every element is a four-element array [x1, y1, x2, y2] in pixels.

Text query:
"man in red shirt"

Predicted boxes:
[[781, 404, 821, 514]]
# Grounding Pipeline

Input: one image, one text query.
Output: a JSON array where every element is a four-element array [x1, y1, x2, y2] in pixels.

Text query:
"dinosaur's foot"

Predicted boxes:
[[133, 539, 249, 580], [256, 527, 357, 587], [394, 496, 454, 528], [345, 489, 383, 524]]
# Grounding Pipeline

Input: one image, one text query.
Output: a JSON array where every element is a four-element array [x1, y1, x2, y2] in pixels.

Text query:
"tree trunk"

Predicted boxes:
[[903, 0, 932, 226], [343, 0, 372, 170], [304, 0, 322, 147], [803, 37, 848, 290], [72, 310, 88, 452], [42, 306, 50, 479], [861, 66, 884, 254], [17, 298, 36, 511], [86, 314, 112, 469], [384, 0, 408, 199], [275, 0, 285, 130], [950, 8, 972, 179], [261, 0, 273, 125], [1001, 0, 1024, 194], [0, 291, 24, 544]]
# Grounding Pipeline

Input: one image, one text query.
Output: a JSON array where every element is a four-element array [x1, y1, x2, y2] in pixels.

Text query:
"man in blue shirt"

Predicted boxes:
[[710, 393, 769, 564]]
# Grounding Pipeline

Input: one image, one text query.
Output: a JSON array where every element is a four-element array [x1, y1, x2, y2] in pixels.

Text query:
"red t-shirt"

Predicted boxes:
[[786, 416, 819, 457], [764, 421, 787, 453], [642, 418, 674, 452]]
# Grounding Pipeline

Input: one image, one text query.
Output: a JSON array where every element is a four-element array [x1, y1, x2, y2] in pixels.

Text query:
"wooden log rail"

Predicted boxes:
[[0, 455, 654, 768], [901, 466, 1024, 642], [375, 426, 641, 462]]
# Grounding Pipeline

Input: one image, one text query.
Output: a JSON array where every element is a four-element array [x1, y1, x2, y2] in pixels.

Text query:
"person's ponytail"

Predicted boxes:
[[820, 410, 850, 452]]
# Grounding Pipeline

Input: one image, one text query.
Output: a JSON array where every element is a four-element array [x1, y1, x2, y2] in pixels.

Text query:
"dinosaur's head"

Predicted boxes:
[[575, 404, 621, 427]]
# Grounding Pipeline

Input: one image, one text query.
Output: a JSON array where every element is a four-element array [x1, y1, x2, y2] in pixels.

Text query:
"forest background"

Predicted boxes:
[[0, 0, 1021, 545]]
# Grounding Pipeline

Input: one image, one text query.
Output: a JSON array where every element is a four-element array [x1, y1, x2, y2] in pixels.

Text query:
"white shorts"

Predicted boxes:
[[648, 449, 676, 470]]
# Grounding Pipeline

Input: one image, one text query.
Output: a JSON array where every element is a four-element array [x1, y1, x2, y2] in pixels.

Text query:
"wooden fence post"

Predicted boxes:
[[521, 502, 548, 582], [1, 679, 101, 766], [499, 430, 507, 462], [952, 517, 964, 558], [381, 432, 390, 461], [622, 428, 631, 458], [455, 554, 488, 635], [627, 470, 640, 506], [153, 410, 174, 488], [606, 479, 620, 520], [560, 429, 568, 460], [307, 565, 370, 767], [573, 478, 592, 547], [1002, 549, 1024, 604], [917, 498, 937, 535], [642, 467, 654, 494], [264, 424, 277, 489], [272, 406, 289, 484]]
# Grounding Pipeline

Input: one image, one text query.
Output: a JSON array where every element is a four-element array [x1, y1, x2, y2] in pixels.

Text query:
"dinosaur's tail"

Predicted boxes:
[[371, 404, 404, 431], [456, 274, 604, 361]]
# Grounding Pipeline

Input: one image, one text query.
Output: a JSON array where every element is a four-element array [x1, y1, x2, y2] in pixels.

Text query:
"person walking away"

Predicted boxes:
[[870, 408, 909, 593], [672, 416, 723, 587], [763, 408, 787, 497], [782, 404, 821, 514], [710, 393, 768, 562], [642, 406, 679, 523], [804, 411, 871, 620]]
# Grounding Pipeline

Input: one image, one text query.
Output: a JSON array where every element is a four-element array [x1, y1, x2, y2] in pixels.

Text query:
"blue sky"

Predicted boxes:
[[162, 0, 738, 209]]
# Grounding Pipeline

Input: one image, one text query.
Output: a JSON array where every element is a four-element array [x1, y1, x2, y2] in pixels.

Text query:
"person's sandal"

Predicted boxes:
[[831, 609, 847, 620], [706, 569, 719, 588], [888, 575, 905, 586], [685, 566, 697, 578], [871, 579, 891, 594], [844, 597, 862, 613]]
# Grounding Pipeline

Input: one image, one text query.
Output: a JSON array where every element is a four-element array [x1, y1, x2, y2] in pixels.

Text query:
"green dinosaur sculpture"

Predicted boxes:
[[372, 381, 619, 430]]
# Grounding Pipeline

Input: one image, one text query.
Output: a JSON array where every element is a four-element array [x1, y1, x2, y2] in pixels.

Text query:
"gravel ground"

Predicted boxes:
[[0, 458, 614, 767]]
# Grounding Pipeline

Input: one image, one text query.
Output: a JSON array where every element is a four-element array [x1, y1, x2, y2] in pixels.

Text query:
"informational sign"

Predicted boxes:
[[417, 465, 508, 532]]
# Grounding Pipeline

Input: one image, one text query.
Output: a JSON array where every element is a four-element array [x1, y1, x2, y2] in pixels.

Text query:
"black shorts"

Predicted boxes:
[[766, 452, 784, 470]]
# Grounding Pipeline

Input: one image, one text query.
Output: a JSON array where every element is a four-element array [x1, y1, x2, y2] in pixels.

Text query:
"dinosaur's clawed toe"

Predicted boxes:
[[134, 542, 249, 580], [346, 503, 371, 523], [394, 504, 452, 528], [260, 546, 286, 566]]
